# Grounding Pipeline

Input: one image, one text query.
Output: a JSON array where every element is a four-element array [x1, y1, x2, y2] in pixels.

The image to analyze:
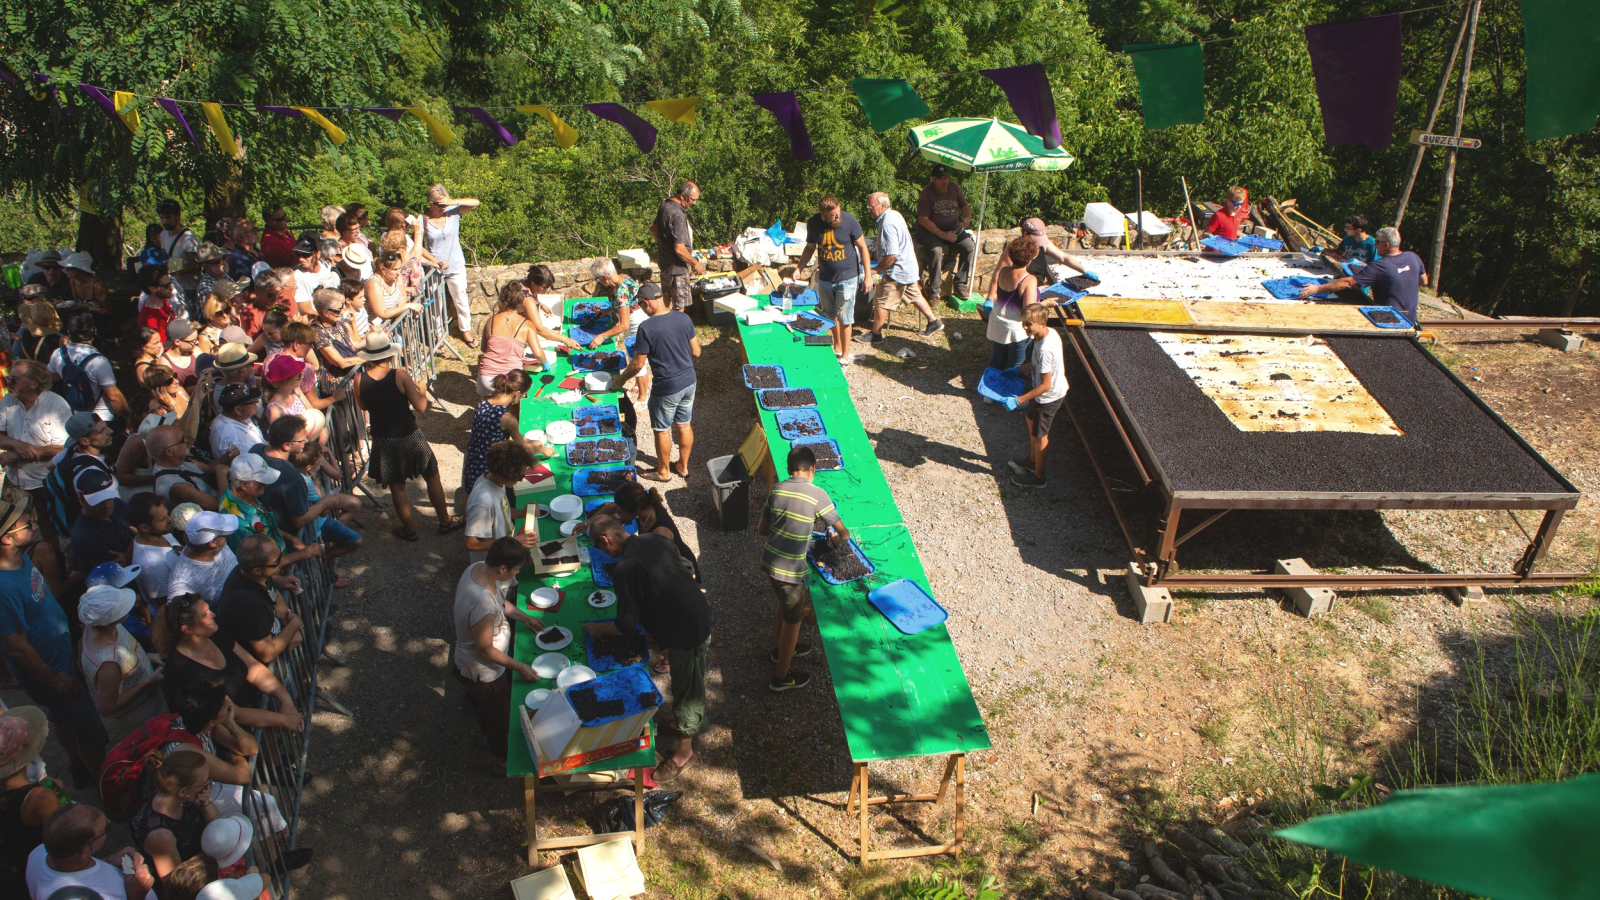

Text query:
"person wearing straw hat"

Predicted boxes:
[[336, 217, 373, 282], [193, 244, 229, 321], [205, 343, 258, 415], [0, 705, 68, 899], [353, 331, 461, 541], [78, 583, 166, 744]]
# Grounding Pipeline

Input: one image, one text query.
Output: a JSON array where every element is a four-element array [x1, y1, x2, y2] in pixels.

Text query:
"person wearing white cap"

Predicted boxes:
[[166, 512, 241, 605], [77, 584, 165, 744], [200, 814, 253, 877], [69, 467, 133, 574], [218, 454, 320, 570], [59, 251, 110, 316]]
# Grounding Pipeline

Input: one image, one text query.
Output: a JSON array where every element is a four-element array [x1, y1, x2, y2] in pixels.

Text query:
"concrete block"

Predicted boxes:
[[1445, 585, 1486, 609], [1275, 558, 1336, 617], [1538, 328, 1584, 352], [1125, 564, 1173, 624]]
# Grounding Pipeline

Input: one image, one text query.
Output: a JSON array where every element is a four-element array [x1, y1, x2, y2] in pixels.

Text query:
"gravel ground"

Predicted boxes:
[[13, 310, 1591, 899]]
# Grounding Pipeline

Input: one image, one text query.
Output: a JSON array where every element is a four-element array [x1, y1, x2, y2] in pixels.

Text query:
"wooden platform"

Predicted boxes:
[[1074, 298, 1403, 335]]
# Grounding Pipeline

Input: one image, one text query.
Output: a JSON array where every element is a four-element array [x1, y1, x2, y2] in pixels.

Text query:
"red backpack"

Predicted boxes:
[[98, 713, 202, 818]]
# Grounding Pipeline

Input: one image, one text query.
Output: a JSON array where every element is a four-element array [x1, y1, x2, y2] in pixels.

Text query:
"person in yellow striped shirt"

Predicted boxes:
[[757, 446, 848, 692]]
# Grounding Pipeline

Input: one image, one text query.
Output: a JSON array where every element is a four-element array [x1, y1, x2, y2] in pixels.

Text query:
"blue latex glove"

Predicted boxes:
[[1083, 271, 1100, 282], [1003, 396, 1019, 411]]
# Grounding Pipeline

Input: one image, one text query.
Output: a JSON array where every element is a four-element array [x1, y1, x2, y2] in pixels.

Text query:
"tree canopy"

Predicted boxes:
[[0, 0, 1594, 314]]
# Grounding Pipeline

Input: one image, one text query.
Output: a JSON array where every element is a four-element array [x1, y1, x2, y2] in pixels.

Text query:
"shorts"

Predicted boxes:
[[318, 517, 361, 546], [1027, 395, 1066, 438], [17, 669, 109, 751], [816, 278, 859, 326], [662, 271, 692, 311], [873, 279, 922, 313], [648, 384, 696, 431], [769, 576, 811, 624]]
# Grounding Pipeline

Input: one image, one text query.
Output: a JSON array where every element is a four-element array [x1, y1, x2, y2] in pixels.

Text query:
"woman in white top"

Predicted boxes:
[[423, 184, 480, 335], [364, 249, 422, 332], [77, 584, 166, 744], [452, 538, 545, 759], [985, 235, 1040, 372]]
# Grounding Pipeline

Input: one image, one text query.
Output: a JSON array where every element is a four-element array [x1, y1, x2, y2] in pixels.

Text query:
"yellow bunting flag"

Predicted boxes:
[[199, 102, 244, 158], [405, 106, 455, 147], [644, 97, 700, 124], [112, 91, 141, 133], [76, 184, 99, 215], [293, 107, 346, 145], [517, 104, 579, 148]]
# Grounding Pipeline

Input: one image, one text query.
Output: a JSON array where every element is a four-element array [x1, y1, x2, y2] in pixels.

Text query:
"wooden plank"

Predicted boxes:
[[1185, 301, 1381, 332], [1076, 298, 1195, 325]]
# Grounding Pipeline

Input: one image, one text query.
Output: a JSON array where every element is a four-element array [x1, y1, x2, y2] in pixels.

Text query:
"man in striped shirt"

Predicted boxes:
[[757, 446, 849, 692]]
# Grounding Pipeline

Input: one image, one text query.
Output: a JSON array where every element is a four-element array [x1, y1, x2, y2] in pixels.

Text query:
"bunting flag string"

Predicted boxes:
[[259, 106, 347, 145], [752, 92, 814, 159], [77, 84, 121, 123], [156, 98, 200, 148], [200, 102, 244, 158], [585, 103, 657, 153], [403, 106, 455, 147]]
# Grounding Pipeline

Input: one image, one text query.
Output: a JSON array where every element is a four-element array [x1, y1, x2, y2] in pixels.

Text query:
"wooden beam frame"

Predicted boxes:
[[523, 772, 645, 866], [843, 753, 966, 863]]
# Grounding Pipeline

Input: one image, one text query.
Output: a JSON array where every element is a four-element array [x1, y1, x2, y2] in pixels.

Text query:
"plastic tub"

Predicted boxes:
[[1083, 202, 1126, 237], [550, 494, 584, 522], [583, 371, 615, 392]]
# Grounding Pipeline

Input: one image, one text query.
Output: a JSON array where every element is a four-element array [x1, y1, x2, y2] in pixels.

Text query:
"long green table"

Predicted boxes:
[[501, 297, 655, 864], [735, 296, 989, 862]]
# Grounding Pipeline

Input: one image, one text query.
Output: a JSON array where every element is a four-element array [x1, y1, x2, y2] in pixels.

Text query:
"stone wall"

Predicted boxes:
[[460, 226, 1057, 310]]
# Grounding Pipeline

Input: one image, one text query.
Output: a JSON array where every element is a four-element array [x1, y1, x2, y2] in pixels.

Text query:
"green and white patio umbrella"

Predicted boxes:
[[907, 117, 1075, 232]]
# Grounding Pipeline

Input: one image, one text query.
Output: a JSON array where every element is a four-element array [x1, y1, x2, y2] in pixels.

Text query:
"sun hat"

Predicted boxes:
[[197, 873, 266, 900], [196, 242, 226, 264], [86, 561, 141, 589], [77, 584, 139, 627], [74, 467, 120, 506], [356, 331, 398, 362], [230, 453, 280, 486], [341, 243, 371, 267], [1020, 218, 1050, 249], [166, 319, 198, 343], [263, 354, 305, 383], [65, 412, 102, 444], [35, 249, 62, 265], [202, 814, 255, 868], [0, 706, 48, 780], [209, 279, 244, 302], [60, 251, 96, 275], [186, 510, 240, 545], [214, 343, 258, 371], [0, 489, 32, 537], [17, 284, 46, 301], [170, 502, 204, 538]]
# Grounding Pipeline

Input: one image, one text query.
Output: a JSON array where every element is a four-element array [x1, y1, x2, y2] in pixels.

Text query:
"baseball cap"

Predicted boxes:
[[219, 326, 252, 345], [65, 412, 101, 444], [77, 584, 138, 627], [218, 383, 262, 411], [230, 453, 280, 485], [202, 814, 255, 868], [1020, 217, 1049, 248], [74, 467, 120, 506], [197, 873, 267, 900], [166, 319, 197, 343], [292, 237, 319, 258], [186, 511, 240, 545], [637, 282, 662, 301], [85, 561, 141, 589]]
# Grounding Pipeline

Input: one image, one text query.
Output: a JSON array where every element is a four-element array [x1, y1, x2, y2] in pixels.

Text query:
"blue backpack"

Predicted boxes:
[[55, 347, 104, 413]]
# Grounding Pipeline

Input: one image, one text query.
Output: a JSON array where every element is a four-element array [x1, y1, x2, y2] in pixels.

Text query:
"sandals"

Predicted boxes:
[[393, 527, 419, 543], [640, 470, 671, 483], [650, 658, 671, 675], [438, 516, 465, 535]]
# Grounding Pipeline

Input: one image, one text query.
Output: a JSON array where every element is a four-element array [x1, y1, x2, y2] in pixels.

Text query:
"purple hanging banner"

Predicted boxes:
[[156, 98, 200, 147], [980, 64, 1061, 149], [353, 106, 406, 122], [0, 68, 17, 85], [585, 103, 657, 153], [257, 105, 303, 118], [1304, 14, 1402, 149], [752, 92, 814, 160], [78, 84, 120, 120], [454, 106, 518, 146]]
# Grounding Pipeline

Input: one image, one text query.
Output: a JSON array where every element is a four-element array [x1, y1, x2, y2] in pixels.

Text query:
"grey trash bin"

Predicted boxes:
[[707, 454, 751, 531]]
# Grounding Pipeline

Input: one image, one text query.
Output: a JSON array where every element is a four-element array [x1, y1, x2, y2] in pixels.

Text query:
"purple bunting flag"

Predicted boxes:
[[0, 68, 17, 85], [752, 92, 814, 160], [78, 84, 120, 121], [585, 103, 657, 153], [454, 106, 519, 146], [156, 98, 200, 147], [1304, 14, 1403, 149], [981, 64, 1061, 149]]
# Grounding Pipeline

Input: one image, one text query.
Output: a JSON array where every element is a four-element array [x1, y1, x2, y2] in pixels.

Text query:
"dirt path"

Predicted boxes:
[[284, 321, 1597, 899]]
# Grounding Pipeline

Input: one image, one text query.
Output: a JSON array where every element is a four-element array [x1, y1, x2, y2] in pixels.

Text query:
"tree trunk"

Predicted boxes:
[[202, 160, 250, 226], [1560, 247, 1594, 318], [75, 210, 125, 285]]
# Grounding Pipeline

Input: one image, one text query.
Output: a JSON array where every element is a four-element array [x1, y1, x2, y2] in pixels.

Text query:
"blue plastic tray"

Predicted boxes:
[[1261, 276, 1336, 300], [566, 656, 658, 718], [742, 364, 787, 390], [1359, 305, 1414, 329], [571, 351, 626, 372], [588, 540, 621, 587], [1202, 236, 1251, 257], [771, 286, 819, 307], [867, 578, 949, 635], [570, 299, 613, 325], [791, 437, 842, 471], [571, 465, 635, 497], [1237, 234, 1285, 251], [572, 405, 620, 437], [774, 408, 825, 441], [789, 311, 835, 335], [758, 388, 818, 411], [567, 323, 616, 348], [1039, 281, 1088, 302], [977, 367, 1026, 403], [808, 533, 875, 585]]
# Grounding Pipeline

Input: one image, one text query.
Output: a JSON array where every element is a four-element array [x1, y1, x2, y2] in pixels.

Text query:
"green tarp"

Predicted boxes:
[[1277, 774, 1600, 900], [1520, 0, 1600, 140], [851, 77, 931, 132], [1125, 42, 1206, 130]]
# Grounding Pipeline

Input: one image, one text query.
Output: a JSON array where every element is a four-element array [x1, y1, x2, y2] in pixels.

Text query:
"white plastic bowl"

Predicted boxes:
[[532, 652, 571, 679], [550, 494, 583, 522], [583, 371, 614, 392], [559, 519, 580, 537], [524, 429, 545, 444], [545, 420, 577, 444], [524, 688, 552, 710], [530, 587, 561, 609], [557, 665, 597, 689]]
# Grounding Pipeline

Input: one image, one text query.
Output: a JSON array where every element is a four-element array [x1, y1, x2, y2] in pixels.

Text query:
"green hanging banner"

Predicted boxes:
[[1520, 0, 1600, 141], [1125, 42, 1205, 130], [850, 77, 930, 132], [1278, 774, 1600, 900]]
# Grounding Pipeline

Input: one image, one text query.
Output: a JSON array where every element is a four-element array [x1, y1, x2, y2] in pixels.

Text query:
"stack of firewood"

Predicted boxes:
[[1082, 821, 1294, 900]]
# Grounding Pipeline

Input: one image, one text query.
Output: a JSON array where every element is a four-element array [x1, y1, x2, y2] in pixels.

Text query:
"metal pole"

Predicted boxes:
[[1429, 0, 1481, 295], [1134, 169, 1145, 250], [1394, 6, 1472, 228], [976, 170, 989, 235]]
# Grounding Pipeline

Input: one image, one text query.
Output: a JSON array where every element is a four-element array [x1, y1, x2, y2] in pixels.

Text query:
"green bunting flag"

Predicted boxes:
[[1125, 42, 1205, 129], [1520, 0, 1600, 141], [1278, 774, 1600, 900], [850, 78, 930, 132]]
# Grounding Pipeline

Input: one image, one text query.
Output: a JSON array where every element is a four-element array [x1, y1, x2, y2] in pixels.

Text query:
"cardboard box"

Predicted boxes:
[[737, 265, 779, 297], [529, 665, 660, 764], [574, 835, 645, 900], [513, 464, 558, 501], [616, 249, 650, 269]]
